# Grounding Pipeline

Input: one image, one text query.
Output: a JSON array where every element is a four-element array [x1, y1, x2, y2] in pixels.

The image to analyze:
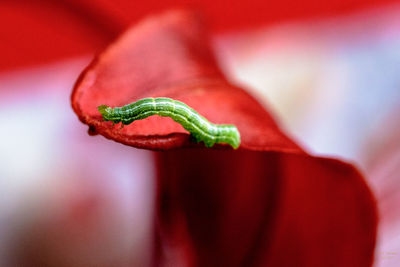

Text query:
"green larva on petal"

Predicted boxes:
[[97, 97, 241, 149]]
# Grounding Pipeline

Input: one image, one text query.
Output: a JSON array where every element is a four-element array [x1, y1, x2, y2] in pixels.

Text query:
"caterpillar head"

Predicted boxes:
[[97, 105, 113, 121]]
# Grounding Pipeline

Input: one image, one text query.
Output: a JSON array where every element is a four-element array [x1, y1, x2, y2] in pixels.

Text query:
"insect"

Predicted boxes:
[[98, 97, 241, 149]]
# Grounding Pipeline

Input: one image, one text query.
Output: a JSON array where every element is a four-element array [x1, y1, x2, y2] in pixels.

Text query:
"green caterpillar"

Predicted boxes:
[[98, 97, 240, 149]]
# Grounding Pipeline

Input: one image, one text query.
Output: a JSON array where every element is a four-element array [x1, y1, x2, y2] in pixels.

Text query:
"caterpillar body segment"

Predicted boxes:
[[98, 97, 241, 149]]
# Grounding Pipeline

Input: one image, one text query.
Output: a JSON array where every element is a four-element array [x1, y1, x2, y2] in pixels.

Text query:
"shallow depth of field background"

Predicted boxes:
[[0, 1, 399, 266]]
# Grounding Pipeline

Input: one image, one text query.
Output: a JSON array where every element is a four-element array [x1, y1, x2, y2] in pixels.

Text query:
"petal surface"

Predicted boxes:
[[71, 10, 377, 267], [156, 150, 377, 267], [72, 10, 301, 152]]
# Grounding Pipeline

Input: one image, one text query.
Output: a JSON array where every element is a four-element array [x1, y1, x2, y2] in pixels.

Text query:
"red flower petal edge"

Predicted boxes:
[[71, 10, 301, 152], [71, 10, 377, 266]]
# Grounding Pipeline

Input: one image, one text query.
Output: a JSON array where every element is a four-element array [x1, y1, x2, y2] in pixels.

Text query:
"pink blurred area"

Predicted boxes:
[[1, 1, 400, 266], [0, 59, 155, 266]]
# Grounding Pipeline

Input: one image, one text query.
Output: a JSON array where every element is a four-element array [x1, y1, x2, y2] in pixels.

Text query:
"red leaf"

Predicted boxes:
[[71, 10, 377, 266]]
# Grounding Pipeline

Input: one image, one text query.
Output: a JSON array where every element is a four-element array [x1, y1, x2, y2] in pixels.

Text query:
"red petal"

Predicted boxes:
[[71, 10, 377, 266], [72, 10, 301, 151], [156, 150, 377, 266]]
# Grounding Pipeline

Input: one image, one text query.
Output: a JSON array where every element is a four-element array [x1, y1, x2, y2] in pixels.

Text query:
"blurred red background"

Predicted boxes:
[[1, 0, 398, 71]]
